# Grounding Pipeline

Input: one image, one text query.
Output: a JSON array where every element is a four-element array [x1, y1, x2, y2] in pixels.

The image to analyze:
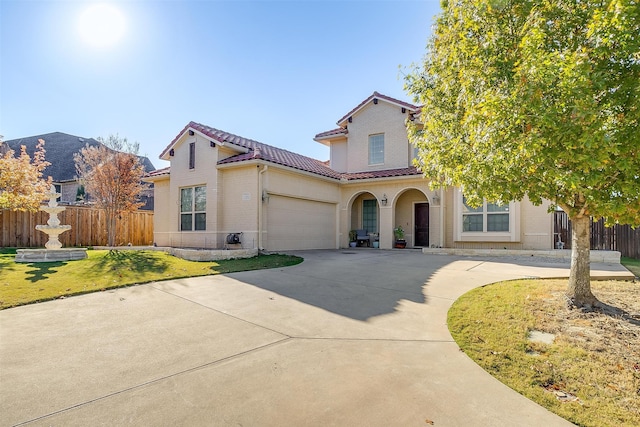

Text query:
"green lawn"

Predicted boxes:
[[0, 249, 302, 309], [448, 279, 640, 427], [621, 257, 640, 277]]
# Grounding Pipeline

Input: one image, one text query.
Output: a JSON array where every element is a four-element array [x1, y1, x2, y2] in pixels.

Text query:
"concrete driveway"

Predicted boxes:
[[0, 250, 632, 426]]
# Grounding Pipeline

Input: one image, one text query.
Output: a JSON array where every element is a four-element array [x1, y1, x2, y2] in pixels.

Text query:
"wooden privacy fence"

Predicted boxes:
[[554, 211, 640, 259], [0, 206, 154, 248]]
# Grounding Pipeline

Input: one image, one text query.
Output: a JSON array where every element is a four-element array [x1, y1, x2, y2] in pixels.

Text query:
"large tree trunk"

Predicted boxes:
[[567, 214, 598, 308]]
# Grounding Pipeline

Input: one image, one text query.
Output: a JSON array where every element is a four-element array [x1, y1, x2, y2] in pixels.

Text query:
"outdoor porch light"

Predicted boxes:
[[381, 194, 388, 206], [432, 193, 440, 205]]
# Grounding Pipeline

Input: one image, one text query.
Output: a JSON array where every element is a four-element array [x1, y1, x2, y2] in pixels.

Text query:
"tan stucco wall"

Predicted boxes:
[[330, 140, 348, 172], [520, 197, 554, 249], [266, 168, 339, 203], [344, 101, 412, 173], [159, 132, 222, 248], [219, 165, 260, 248], [151, 178, 171, 246]]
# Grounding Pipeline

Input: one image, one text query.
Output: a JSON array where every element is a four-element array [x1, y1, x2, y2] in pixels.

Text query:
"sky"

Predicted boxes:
[[0, 0, 440, 168]]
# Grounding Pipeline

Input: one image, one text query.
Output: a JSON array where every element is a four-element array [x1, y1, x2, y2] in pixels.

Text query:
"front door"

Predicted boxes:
[[415, 203, 429, 247]]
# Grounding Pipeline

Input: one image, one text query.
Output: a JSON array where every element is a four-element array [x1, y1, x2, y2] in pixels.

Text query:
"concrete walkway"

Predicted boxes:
[[0, 250, 633, 426]]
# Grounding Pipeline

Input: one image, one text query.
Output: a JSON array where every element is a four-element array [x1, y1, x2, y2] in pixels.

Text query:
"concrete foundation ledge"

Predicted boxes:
[[15, 248, 88, 263], [166, 247, 258, 261], [94, 246, 259, 262], [421, 248, 621, 264]]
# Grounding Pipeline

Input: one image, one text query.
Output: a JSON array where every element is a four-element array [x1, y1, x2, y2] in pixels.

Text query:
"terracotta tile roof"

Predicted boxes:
[[314, 127, 348, 139], [146, 166, 170, 178], [336, 91, 419, 126], [158, 121, 422, 182], [177, 122, 342, 179], [342, 167, 421, 180]]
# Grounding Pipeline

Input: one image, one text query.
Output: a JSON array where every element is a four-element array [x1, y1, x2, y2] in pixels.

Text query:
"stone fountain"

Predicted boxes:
[[36, 185, 71, 249], [15, 185, 87, 263]]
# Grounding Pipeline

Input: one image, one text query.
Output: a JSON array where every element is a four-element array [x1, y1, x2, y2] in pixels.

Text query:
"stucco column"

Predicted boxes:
[[379, 206, 394, 249]]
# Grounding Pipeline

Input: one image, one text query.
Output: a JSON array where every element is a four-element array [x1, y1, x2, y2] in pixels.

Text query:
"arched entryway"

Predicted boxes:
[[348, 191, 380, 246], [393, 188, 431, 248]]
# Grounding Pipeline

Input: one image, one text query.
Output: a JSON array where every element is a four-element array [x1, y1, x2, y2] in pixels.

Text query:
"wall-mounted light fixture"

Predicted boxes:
[[210, 141, 216, 147], [432, 192, 440, 205], [348, 116, 352, 123], [401, 107, 406, 114], [373, 98, 378, 105], [188, 130, 195, 136], [169, 149, 175, 156], [381, 194, 388, 206]]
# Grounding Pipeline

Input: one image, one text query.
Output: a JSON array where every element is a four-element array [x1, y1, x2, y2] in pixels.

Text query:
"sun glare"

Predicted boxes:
[[77, 3, 125, 48]]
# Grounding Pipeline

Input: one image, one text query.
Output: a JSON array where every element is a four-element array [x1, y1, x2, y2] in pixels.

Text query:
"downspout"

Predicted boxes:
[[439, 187, 445, 248], [258, 164, 268, 251]]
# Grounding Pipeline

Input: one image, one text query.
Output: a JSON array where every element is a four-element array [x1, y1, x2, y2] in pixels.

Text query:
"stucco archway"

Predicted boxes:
[[345, 191, 384, 247], [389, 188, 432, 248]]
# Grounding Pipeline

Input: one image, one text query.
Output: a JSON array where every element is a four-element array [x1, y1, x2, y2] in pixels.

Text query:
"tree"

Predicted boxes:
[[406, 0, 640, 308], [0, 138, 51, 211], [74, 134, 148, 246]]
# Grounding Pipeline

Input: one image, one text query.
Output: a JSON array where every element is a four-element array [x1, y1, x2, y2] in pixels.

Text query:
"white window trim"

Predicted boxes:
[[180, 185, 207, 232], [368, 133, 384, 165], [453, 188, 520, 242]]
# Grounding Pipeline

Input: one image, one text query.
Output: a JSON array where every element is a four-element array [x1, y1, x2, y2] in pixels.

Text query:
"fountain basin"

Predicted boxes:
[[15, 248, 88, 263]]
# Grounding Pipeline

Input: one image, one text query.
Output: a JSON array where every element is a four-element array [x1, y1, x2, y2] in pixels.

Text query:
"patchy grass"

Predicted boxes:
[[621, 257, 640, 278], [0, 250, 302, 309], [448, 279, 640, 427]]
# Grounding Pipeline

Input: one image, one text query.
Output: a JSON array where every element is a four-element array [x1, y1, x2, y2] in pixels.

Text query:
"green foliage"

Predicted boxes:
[[393, 225, 405, 240], [621, 257, 640, 276], [0, 250, 302, 309], [74, 134, 148, 246], [0, 139, 51, 211], [406, 0, 640, 225]]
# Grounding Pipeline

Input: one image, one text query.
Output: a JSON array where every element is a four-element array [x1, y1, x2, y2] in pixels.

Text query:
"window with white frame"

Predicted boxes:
[[462, 196, 510, 232], [180, 186, 206, 231], [368, 134, 384, 165]]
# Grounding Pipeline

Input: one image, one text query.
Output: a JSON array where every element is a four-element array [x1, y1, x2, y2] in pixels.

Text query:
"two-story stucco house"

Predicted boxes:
[[146, 92, 553, 251]]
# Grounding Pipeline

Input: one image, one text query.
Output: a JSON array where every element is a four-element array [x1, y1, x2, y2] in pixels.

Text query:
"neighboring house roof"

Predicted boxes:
[[336, 91, 420, 127], [4, 132, 156, 182]]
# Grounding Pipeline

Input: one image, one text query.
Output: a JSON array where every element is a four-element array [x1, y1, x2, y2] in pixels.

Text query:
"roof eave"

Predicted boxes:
[[160, 124, 250, 160], [218, 158, 341, 183], [336, 92, 419, 127], [341, 173, 424, 184]]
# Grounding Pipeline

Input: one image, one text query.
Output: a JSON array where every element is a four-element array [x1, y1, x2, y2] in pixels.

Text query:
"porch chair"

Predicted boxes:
[[355, 229, 370, 247]]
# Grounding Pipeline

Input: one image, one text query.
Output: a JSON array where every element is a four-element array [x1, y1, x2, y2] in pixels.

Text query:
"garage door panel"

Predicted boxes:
[[266, 196, 335, 251]]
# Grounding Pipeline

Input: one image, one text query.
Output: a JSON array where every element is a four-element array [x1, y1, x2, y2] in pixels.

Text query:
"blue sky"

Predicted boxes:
[[1, 0, 439, 168]]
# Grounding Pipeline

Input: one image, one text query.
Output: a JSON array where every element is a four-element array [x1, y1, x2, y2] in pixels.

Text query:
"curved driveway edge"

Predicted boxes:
[[0, 250, 631, 426]]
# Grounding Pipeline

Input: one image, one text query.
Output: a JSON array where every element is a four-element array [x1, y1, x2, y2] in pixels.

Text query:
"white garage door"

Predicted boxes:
[[266, 196, 336, 251]]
